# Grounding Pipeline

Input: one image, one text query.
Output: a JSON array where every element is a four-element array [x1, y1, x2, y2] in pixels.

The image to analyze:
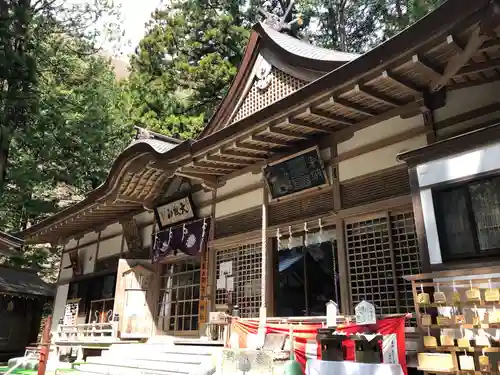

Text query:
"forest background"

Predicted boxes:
[[0, 0, 442, 281]]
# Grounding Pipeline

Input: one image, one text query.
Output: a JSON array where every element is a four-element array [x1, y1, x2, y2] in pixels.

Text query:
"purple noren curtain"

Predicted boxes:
[[152, 217, 211, 262]]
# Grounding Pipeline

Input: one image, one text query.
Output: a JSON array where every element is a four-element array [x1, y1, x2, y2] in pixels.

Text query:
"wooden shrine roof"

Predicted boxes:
[[0, 231, 23, 256], [0, 265, 54, 297], [22, 0, 500, 244]]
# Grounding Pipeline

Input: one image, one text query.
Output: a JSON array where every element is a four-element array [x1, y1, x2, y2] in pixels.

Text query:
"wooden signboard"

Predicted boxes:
[[264, 147, 329, 200], [154, 196, 195, 229]]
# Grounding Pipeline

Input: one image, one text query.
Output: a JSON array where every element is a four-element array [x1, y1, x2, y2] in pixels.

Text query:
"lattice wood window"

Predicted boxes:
[[215, 243, 262, 318], [346, 211, 420, 320], [391, 211, 420, 315], [157, 259, 201, 333]]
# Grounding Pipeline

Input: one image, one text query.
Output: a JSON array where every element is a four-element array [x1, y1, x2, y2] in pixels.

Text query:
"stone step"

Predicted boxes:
[[100, 351, 211, 363], [104, 344, 217, 357], [85, 356, 200, 373], [74, 362, 185, 375]]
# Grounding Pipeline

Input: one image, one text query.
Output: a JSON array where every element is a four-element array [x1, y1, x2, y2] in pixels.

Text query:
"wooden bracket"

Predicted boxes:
[[430, 27, 486, 92]]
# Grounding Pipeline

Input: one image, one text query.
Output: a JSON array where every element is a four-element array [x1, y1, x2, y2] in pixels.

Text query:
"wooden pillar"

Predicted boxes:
[[336, 218, 351, 314], [409, 167, 431, 272], [260, 184, 268, 322]]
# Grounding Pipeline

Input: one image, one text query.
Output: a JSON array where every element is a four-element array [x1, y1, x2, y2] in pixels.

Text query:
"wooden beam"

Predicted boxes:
[[251, 134, 290, 147], [446, 35, 465, 54], [234, 141, 269, 153], [330, 98, 378, 117], [431, 28, 485, 91], [204, 154, 252, 166], [412, 54, 443, 80], [381, 70, 423, 93], [220, 147, 267, 161], [308, 108, 355, 126], [191, 161, 237, 172], [266, 126, 308, 140], [354, 84, 401, 107], [479, 38, 500, 52], [287, 118, 336, 133], [175, 170, 220, 190], [179, 166, 225, 176], [456, 57, 500, 76]]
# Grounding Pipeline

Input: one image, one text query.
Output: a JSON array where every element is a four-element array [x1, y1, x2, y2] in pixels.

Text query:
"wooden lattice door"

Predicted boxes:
[[345, 210, 421, 321]]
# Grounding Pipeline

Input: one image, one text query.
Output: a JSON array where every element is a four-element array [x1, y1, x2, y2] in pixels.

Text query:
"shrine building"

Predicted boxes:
[[19, 0, 500, 366]]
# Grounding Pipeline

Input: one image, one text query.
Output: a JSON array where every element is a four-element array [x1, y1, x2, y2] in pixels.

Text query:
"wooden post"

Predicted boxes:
[[259, 184, 268, 341], [38, 315, 52, 375]]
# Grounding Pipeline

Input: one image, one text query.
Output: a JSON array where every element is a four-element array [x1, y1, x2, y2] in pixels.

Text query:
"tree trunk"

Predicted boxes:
[[0, 127, 11, 193]]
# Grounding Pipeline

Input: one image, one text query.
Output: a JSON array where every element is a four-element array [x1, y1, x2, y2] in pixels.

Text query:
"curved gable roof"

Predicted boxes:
[[21, 131, 188, 243], [199, 23, 360, 138]]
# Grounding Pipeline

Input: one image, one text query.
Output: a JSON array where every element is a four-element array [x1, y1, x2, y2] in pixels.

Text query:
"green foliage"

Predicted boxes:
[[125, 0, 250, 139], [0, 0, 130, 276], [0, 0, 444, 278]]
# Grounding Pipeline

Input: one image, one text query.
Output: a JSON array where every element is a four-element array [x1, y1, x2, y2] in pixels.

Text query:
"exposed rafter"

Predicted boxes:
[[221, 147, 267, 161], [381, 70, 423, 94], [446, 35, 465, 54], [266, 126, 309, 140], [191, 161, 237, 172], [456, 57, 500, 76], [251, 134, 290, 147], [431, 28, 486, 91], [479, 38, 500, 52], [354, 85, 401, 107], [308, 108, 355, 126], [180, 166, 225, 176], [287, 117, 336, 133], [411, 54, 443, 80], [330, 98, 378, 117], [235, 141, 269, 153], [203, 154, 252, 166]]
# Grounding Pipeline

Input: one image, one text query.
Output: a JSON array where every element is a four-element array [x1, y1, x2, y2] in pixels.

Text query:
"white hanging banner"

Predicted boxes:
[[383, 333, 399, 364]]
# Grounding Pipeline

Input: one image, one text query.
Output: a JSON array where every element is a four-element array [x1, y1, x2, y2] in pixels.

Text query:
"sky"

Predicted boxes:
[[117, 0, 164, 57]]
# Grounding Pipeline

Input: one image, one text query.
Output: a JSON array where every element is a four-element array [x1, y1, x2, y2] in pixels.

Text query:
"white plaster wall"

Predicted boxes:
[[434, 80, 500, 123], [134, 210, 154, 226], [338, 135, 427, 181], [98, 235, 123, 259], [100, 222, 122, 238], [59, 252, 73, 281], [417, 141, 500, 265], [79, 243, 97, 274], [78, 231, 99, 247], [215, 189, 263, 218], [197, 205, 212, 218], [65, 239, 78, 251], [142, 224, 154, 248], [50, 284, 69, 334], [192, 189, 213, 207], [337, 114, 422, 154], [217, 172, 262, 196]]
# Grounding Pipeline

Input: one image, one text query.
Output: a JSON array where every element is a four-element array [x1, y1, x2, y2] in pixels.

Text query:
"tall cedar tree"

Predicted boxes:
[[126, 0, 250, 139], [0, 1, 129, 277]]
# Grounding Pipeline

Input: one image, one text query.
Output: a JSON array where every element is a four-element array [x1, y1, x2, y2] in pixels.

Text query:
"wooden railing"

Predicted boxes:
[[55, 322, 118, 343]]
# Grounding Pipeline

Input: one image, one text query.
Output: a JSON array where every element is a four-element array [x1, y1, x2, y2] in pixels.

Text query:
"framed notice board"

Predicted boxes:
[[264, 146, 329, 200]]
